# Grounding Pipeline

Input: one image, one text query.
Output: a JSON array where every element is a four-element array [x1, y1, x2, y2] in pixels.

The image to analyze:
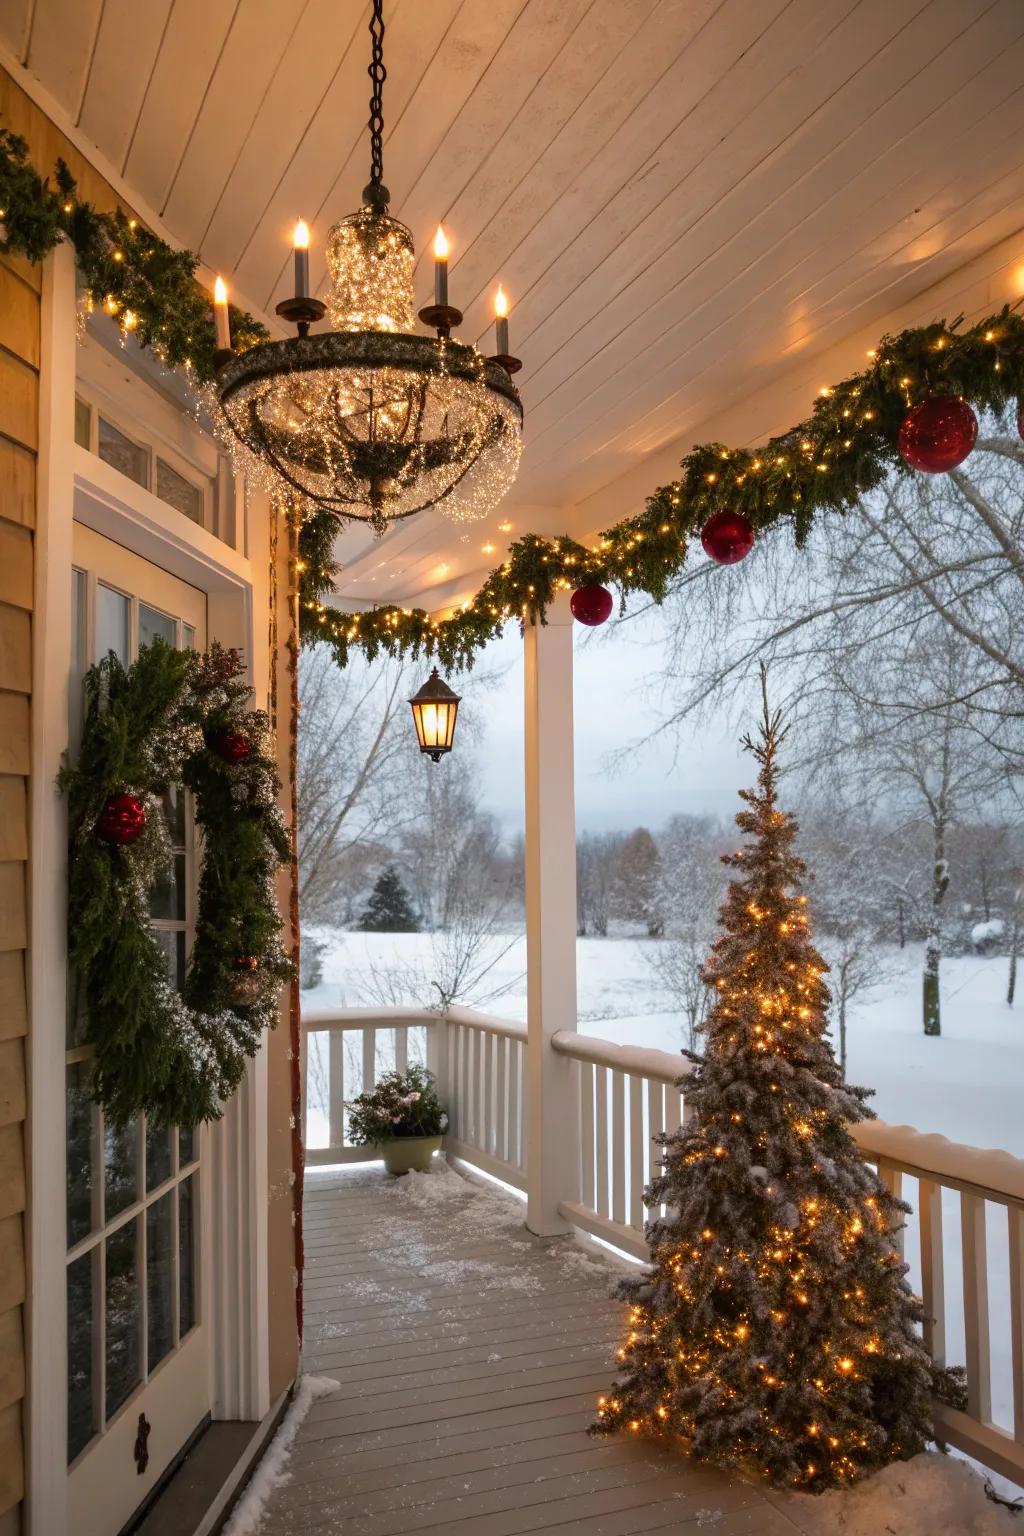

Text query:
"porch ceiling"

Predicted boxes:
[[3, 0, 1024, 611]]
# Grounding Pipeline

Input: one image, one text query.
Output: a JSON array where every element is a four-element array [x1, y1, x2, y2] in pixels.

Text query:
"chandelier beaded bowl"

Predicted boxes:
[[214, 1, 522, 536]]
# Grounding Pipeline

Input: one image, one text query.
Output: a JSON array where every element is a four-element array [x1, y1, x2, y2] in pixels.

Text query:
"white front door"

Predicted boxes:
[[65, 524, 211, 1536]]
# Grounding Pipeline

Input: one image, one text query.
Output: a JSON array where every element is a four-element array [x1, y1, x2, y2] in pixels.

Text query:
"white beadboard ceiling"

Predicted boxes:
[[3, 0, 1024, 611]]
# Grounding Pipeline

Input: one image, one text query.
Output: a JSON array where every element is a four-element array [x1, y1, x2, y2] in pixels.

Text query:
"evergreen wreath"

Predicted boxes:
[[60, 639, 292, 1128]]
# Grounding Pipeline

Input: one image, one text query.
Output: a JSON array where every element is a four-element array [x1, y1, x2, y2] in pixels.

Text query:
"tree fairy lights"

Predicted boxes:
[[593, 678, 934, 1491]]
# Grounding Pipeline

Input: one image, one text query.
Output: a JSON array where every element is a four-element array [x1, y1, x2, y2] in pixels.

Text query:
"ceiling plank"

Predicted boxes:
[[0, 1, 34, 64], [161, 0, 314, 252], [24, 0, 102, 119], [77, 0, 173, 172], [122, 0, 242, 214]]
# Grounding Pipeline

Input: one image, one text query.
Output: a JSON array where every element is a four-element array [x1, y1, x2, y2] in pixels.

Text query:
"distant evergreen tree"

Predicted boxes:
[[359, 866, 420, 933], [595, 677, 932, 1490]]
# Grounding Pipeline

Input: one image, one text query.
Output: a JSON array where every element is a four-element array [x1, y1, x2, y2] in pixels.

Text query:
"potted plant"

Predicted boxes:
[[346, 1065, 448, 1176]]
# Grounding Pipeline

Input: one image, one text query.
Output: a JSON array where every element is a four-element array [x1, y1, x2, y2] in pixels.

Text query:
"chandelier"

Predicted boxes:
[[213, 0, 522, 535]]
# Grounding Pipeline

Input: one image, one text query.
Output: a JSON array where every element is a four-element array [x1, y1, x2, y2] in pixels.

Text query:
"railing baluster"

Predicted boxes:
[[1009, 1205, 1024, 1443], [328, 1029, 343, 1151], [611, 1069, 626, 1228], [495, 1035, 508, 1163], [361, 1025, 376, 1099], [509, 1039, 522, 1169], [961, 1192, 992, 1423], [455, 1025, 466, 1143], [880, 1161, 905, 1258], [580, 1061, 595, 1213], [629, 1074, 644, 1231], [595, 1066, 609, 1219], [482, 1031, 495, 1154], [394, 1023, 408, 1074], [647, 1077, 664, 1217], [919, 1178, 945, 1367]]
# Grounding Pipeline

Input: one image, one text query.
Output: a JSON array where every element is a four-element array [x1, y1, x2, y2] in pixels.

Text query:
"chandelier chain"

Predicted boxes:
[[367, 0, 387, 198]]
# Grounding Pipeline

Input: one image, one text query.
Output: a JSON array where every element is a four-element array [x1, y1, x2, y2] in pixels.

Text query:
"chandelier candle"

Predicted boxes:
[[494, 284, 509, 355], [433, 224, 449, 306], [213, 276, 231, 351], [293, 220, 310, 299]]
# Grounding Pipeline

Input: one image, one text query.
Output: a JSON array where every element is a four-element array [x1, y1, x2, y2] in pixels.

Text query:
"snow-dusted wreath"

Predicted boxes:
[[60, 639, 292, 1128]]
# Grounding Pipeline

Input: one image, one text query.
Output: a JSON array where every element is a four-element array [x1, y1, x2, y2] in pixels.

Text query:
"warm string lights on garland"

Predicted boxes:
[[592, 679, 940, 1491], [298, 304, 1024, 668]]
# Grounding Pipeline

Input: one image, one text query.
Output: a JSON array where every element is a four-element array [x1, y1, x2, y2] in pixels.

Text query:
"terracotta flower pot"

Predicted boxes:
[[381, 1135, 443, 1176]]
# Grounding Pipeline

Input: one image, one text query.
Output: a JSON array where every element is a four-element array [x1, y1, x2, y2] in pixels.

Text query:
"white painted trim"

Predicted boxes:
[[27, 238, 78, 1536], [523, 593, 579, 1236]]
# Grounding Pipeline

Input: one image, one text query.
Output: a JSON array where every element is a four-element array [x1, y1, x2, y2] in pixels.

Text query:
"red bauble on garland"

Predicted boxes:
[[570, 584, 614, 626], [700, 509, 755, 566], [96, 792, 146, 845], [215, 730, 252, 764], [898, 395, 977, 473]]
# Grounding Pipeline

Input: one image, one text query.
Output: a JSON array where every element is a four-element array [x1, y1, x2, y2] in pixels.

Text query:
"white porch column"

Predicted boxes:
[[523, 593, 579, 1236]]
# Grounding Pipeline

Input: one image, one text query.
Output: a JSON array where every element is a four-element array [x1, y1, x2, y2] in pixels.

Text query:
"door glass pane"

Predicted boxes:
[[105, 1117, 139, 1220], [67, 1061, 95, 1246], [147, 1194, 175, 1372], [179, 1126, 196, 1167], [98, 417, 147, 487], [150, 853, 186, 923], [67, 1252, 94, 1462], [146, 1121, 173, 1192], [162, 787, 186, 847], [105, 1220, 141, 1417], [155, 929, 187, 992], [138, 602, 176, 652], [96, 584, 130, 664], [156, 459, 204, 524], [183, 624, 196, 651], [69, 568, 88, 756], [179, 1175, 196, 1337], [74, 396, 91, 449]]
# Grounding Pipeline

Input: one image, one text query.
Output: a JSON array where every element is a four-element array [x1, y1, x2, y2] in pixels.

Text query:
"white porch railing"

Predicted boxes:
[[300, 1003, 1024, 1488]]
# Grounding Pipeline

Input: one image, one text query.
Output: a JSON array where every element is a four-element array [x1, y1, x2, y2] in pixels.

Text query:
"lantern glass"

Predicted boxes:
[[409, 670, 461, 762]]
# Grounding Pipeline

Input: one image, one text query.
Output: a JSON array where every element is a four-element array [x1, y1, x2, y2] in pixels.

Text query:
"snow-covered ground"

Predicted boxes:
[[303, 933, 1024, 1157]]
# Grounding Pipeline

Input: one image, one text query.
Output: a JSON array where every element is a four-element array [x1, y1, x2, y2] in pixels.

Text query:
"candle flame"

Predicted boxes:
[[494, 283, 509, 318], [293, 218, 310, 251], [433, 224, 449, 260], [213, 276, 228, 305]]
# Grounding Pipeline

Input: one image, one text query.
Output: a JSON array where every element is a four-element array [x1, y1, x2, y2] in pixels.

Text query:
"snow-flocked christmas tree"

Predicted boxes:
[[595, 679, 933, 1491]]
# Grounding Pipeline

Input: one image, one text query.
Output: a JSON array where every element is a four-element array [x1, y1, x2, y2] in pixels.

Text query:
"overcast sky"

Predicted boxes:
[[453, 603, 753, 838]]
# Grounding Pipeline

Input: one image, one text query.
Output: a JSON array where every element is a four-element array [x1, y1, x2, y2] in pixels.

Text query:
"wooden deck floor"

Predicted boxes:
[[261, 1162, 813, 1535]]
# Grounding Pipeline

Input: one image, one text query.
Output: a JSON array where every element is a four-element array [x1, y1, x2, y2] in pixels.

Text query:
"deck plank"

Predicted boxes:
[[259, 1162, 799, 1535]]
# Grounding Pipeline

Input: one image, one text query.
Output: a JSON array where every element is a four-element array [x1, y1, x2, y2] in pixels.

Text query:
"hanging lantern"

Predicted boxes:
[[409, 669, 461, 762]]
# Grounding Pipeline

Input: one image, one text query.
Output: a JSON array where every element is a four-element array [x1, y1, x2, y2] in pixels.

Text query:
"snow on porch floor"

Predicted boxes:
[[250, 1163, 1018, 1536]]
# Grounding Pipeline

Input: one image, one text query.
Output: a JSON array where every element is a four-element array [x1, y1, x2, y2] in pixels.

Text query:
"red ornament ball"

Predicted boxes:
[[700, 509, 755, 565], [898, 395, 977, 474], [216, 730, 252, 765], [569, 584, 614, 626], [96, 793, 146, 846]]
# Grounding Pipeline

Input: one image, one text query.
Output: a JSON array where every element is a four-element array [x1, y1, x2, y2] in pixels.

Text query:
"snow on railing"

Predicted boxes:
[[299, 1004, 1024, 1486]]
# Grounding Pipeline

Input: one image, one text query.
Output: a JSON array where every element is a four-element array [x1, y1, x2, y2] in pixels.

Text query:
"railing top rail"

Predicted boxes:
[[851, 1118, 1024, 1208], [299, 1002, 528, 1040], [552, 1029, 695, 1086], [300, 1006, 442, 1031]]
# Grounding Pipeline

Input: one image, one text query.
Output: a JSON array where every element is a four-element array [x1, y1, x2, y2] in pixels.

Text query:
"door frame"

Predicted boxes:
[[28, 242, 273, 1536]]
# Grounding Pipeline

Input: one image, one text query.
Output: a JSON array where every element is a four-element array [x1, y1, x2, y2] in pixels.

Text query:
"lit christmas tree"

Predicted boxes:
[[595, 680, 933, 1491]]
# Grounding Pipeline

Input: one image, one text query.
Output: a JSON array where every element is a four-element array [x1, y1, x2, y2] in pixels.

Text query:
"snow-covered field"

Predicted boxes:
[[303, 932, 1024, 1157]]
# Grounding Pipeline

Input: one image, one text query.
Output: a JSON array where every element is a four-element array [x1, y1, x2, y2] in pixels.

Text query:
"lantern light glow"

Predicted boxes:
[[409, 668, 461, 761]]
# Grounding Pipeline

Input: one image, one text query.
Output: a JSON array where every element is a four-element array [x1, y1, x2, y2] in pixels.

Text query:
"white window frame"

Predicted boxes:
[[75, 393, 214, 535]]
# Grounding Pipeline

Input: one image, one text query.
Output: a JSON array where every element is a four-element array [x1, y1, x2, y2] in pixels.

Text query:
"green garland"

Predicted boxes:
[[4, 128, 1023, 671], [299, 307, 1024, 669], [59, 640, 292, 1127], [0, 130, 267, 383]]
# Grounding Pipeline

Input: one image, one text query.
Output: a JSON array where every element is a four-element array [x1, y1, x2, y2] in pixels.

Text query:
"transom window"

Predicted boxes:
[[75, 396, 211, 531]]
